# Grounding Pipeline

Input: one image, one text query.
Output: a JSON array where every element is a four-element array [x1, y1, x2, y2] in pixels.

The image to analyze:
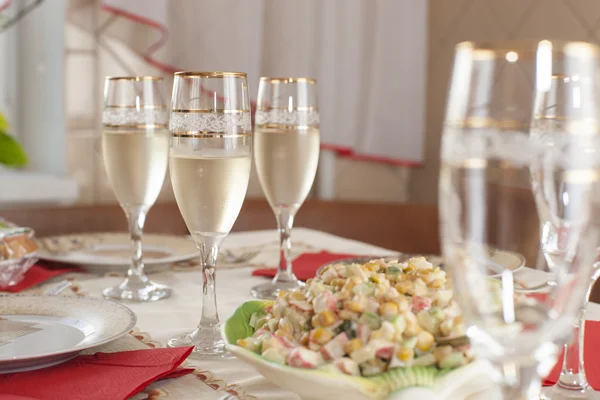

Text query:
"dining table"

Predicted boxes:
[[15, 226, 600, 400]]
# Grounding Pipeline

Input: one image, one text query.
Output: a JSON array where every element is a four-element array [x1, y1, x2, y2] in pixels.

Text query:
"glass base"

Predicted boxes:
[[541, 385, 600, 399], [167, 325, 232, 359], [251, 279, 305, 300], [102, 278, 172, 302]]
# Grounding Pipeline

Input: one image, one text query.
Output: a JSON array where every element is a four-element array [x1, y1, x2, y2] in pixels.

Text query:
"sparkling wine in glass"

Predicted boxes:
[[250, 77, 320, 299], [167, 71, 252, 358], [439, 40, 600, 399], [531, 73, 600, 400], [101, 76, 172, 302]]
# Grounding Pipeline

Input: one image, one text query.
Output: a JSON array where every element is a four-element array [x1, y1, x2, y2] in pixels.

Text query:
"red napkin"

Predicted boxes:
[[544, 321, 600, 389], [0, 347, 195, 400], [252, 251, 360, 281], [1, 264, 79, 293]]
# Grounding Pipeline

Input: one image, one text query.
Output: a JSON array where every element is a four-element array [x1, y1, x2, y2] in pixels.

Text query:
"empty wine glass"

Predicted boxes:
[[101, 76, 172, 302], [167, 72, 252, 358], [532, 73, 600, 399], [250, 78, 320, 299], [439, 40, 600, 399]]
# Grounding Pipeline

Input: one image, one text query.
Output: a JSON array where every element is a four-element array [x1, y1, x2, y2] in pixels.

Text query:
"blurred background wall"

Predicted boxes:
[[3, 0, 600, 206]]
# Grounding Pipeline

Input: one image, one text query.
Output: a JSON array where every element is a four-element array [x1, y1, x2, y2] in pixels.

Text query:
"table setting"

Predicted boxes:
[[4, 38, 600, 400]]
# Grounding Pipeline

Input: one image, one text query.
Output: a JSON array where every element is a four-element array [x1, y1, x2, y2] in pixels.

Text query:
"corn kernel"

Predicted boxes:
[[291, 291, 306, 301], [404, 264, 415, 272], [277, 291, 287, 299], [237, 339, 248, 347], [318, 310, 337, 327], [404, 320, 420, 337], [416, 330, 435, 352], [278, 318, 293, 332], [428, 279, 444, 289], [370, 329, 383, 340], [311, 327, 333, 345], [433, 267, 441, 273], [344, 338, 363, 354], [395, 296, 409, 312], [342, 277, 360, 292], [379, 302, 399, 320], [396, 346, 414, 362], [335, 290, 351, 301], [331, 278, 346, 287], [395, 281, 413, 295], [345, 300, 365, 313], [275, 329, 293, 341], [365, 262, 379, 272]]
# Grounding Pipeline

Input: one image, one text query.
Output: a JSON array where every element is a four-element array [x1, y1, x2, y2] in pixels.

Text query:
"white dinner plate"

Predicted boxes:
[[0, 294, 136, 373], [37, 233, 198, 274]]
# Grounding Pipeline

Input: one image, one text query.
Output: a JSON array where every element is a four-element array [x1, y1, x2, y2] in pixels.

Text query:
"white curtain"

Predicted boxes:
[[74, 0, 428, 166]]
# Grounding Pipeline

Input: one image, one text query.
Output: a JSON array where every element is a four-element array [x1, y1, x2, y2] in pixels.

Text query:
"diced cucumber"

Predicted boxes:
[[439, 352, 466, 369], [416, 310, 441, 335], [367, 366, 439, 391], [266, 318, 278, 332], [403, 336, 418, 349], [413, 353, 436, 367], [339, 320, 358, 339], [386, 265, 402, 274], [358, 312, 381, 330], [249, 311, 267, 329], [353, 282, 375, 296], [429, 307, 445, 320]]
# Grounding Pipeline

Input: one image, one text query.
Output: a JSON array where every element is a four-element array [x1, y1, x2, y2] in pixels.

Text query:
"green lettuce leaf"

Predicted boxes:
[[224, 300, 273, 343], [0, 131, 27, 167]]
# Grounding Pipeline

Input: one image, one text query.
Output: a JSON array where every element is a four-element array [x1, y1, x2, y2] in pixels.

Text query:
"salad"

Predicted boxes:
[[237, 257, 473, 377]]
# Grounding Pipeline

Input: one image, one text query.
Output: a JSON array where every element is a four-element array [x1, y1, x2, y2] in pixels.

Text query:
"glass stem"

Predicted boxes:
[[557, 298, 591, 390], [274, 206, 296, 282], [497, 361, 541, 400], [126, 205, 149, 283], [198, 238, 221, 330]]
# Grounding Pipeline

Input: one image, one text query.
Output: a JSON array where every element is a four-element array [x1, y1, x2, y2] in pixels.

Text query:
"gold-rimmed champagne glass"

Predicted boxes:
[[250, 77, 320, 299], [101, 76, 172, 302], [167, 72, 252, 358]]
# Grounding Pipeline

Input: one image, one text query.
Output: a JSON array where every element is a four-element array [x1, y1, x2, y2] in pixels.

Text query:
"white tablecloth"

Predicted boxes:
[[57, 228, 600, 400]]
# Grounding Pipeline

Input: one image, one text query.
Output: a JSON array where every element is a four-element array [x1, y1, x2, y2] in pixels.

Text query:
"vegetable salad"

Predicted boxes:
[[237, 257, 473, 377]]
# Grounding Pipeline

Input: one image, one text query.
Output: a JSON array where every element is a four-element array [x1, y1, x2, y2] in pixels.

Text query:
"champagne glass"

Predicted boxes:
[[167, 72, 252, 358], [532, 74, 600, 399], [250, 77, 320, 299], [101, 76, 172, 302], [439, 40, 600, 399]]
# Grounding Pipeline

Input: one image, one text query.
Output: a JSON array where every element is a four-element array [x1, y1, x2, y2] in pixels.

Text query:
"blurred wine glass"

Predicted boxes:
[[439, 40, 600, 399], [532, 72, 600, 399]]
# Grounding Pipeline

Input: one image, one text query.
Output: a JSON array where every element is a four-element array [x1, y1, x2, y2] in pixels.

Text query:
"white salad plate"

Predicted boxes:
[[0, 294, 136, 373], [37, 233, 198, 274], [224, 337, 494, 400]]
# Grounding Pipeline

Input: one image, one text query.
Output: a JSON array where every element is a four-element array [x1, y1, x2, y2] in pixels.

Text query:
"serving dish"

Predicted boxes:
[[223, 301, 493, 400]]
